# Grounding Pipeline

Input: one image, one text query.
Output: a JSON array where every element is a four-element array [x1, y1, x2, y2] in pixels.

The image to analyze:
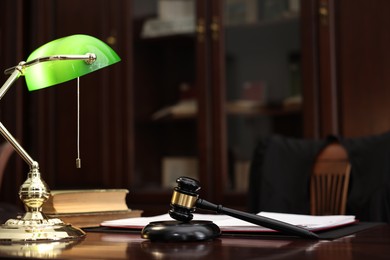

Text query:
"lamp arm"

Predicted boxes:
[[0, 53, 96, 170], [0, 65, 38, 169], [4, 54, 96, 75], [0, 63, 23, 100]]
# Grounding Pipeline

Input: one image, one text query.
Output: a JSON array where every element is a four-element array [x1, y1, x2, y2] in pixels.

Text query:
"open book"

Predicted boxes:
[[100, 212, 357, 233]]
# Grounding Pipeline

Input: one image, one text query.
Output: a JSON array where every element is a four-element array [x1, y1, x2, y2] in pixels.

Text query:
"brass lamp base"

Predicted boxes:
[[0, 167, 85, 243], [0, 212, 85, 243]]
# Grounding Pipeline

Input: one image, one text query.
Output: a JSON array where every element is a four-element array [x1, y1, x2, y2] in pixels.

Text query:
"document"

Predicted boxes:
[[100, 212, 357, 233]]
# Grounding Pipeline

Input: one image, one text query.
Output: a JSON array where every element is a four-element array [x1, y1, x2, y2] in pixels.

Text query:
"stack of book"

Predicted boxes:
[[42, 189, 142, 228]]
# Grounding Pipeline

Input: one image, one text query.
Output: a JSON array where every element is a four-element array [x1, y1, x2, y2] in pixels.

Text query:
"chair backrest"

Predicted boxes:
[[0, 142, 15, 189], [310, 142, 351, 215]]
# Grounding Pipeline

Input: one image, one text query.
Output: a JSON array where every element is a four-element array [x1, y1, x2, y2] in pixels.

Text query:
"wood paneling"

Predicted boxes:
[[301, 0, 321, 138], [336, 0, 390, 137], [0, 0, 26, 204], [25, 0, 134, 190]]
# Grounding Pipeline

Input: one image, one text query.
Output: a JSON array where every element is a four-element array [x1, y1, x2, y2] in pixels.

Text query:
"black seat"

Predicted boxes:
[[248, 132, 390, 223]]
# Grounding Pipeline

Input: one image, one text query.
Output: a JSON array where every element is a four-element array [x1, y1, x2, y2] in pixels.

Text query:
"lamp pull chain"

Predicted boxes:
[[76, 77, 81, 168]]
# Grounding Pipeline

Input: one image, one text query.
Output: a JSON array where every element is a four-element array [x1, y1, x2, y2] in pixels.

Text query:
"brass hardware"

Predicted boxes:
[[171, 190, 198, 209], [210, 16, 220, 41], [196, 18, 206, 42], [319, 0, 329, 25], [106, 36, 117, 45]]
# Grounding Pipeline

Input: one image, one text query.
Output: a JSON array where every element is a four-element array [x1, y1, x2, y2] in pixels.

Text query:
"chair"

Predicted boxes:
[[249, 132, 390, 222], [248, 135, 326, 215], [310, 142, 351, 215], [0, 142, 15, 189]]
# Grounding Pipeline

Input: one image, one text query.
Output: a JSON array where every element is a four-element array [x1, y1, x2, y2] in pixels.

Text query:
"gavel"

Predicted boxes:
[[168, 176, 319, 239]]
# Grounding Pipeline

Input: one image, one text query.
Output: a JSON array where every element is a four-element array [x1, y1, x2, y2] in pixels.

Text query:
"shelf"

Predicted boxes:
[[225, 12, 299, 30], [226, 100, 302, 117], [139, 33, 194, 43], [150, 98, 302, 121], [137, 13, 299, 40], [151, 100, 197, 120], [141, 17, 195, 39]]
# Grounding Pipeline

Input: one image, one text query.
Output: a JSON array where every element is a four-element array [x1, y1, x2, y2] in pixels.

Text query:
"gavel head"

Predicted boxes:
[[168, 176, 201, 222]]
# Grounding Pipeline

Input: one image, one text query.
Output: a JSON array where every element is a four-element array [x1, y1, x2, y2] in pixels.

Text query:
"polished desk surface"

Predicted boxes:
[[0, 224, 389, 259]]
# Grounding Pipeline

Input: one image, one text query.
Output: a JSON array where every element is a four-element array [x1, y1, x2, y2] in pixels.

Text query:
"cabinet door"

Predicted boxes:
[[129, 0, 211, 214], [335, 0, 390, 137], [211, 0, 303, 207], [309, 0, 390, 138]]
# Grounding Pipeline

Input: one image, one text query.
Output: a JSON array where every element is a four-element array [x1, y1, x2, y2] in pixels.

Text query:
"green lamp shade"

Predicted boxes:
[[24, 34, 121, 91]]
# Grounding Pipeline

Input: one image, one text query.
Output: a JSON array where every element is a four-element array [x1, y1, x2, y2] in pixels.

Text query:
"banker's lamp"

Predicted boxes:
[[0, 34, 120, 242]]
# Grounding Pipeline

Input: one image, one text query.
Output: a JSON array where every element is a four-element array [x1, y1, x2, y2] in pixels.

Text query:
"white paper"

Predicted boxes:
[[101, 212, 356, 232]]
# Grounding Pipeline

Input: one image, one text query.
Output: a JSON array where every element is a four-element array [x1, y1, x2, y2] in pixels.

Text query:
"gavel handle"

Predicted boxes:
[[195, 198, 319, 239]]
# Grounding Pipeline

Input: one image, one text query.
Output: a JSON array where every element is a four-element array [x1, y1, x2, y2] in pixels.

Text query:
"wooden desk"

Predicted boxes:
[[0, 224, 389, 259]]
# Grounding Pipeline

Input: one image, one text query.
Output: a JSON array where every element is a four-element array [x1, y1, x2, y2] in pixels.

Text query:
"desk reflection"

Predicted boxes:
[[0, 228, 380, 260], [63, 233, 325, 260], [0, 239, 80, 258]]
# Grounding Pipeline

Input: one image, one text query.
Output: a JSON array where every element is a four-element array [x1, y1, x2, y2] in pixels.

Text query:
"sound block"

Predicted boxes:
[[141, 220, 221, 242]]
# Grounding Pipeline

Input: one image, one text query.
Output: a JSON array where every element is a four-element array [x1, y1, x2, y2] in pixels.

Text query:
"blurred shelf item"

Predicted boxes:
[[226, 100, 302, 116]]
